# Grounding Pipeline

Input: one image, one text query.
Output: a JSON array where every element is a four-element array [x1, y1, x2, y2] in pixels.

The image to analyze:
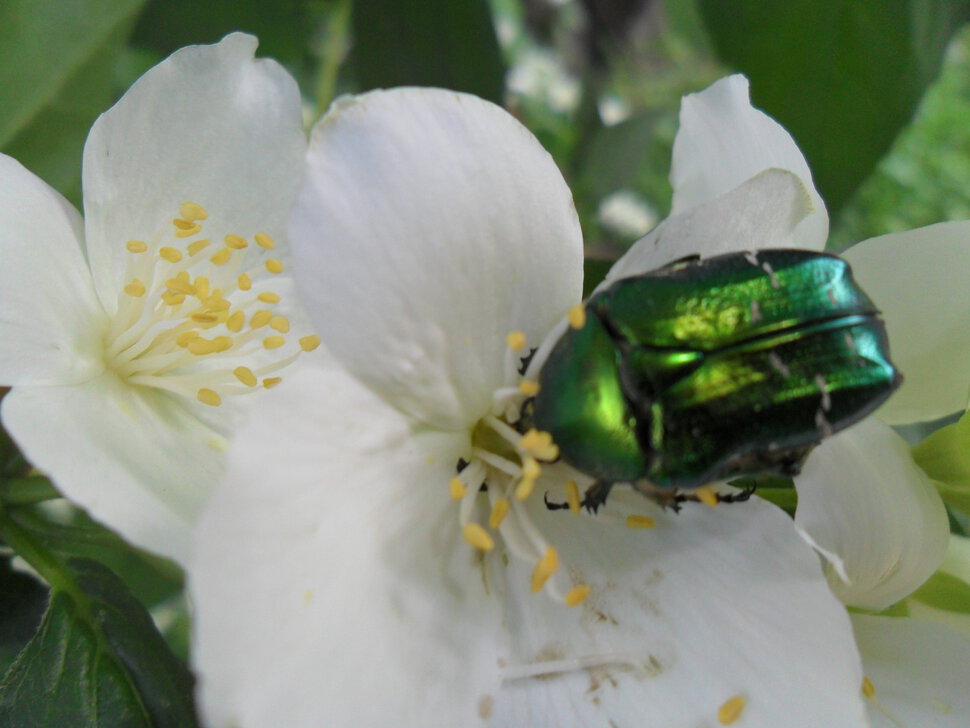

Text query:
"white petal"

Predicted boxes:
[[491, 491, 868, 727], [853, 615, 970, 728], [795, 418, 949, 609], [0, 154, 105, 385], [290, 88, 583, 431], [670, 75, 827, 250], [1, 373, 221, 564], [191, 366, 505, 728], [82, 33, 306, 311], [843, 221, 970, 424], [607, 168, 815, 280]]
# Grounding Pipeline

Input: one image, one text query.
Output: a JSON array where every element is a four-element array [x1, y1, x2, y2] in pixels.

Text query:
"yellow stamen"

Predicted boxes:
[[162, 292, 185, 306], [449, 477, 467, 500], [159, 246, 183, 263], [203, 295, 230, 311], [518, 379, 540, 396], [262, 377, 282, 389], [506, 330, 527, 351], [126, 239, 147, 253], [166, 277, 196, 295], [258, 292, 280, 304], [192, 312, 220, 324], [626, 515, 656, 529], [197, 388, 221, 406], [187, 238, 211, 256], [211, 336, 233, 353], [210, 247, 233, 266], [265, 259, 284, 274], [567, 304, 586, 329], [299, 335, 321, 352], [565, 584, 591, 607], [696, 485, 719, 507], [173, 220, 202, 238], [234, 366, 257, 387], [862, 677, 876, 699], [225, 234, 248, 249], [518, 429, 559, 461], [263, 336, 285, 350], [250, 310, 273, 329], [187, 338, 219, 355], [176, 331, 200, 348], [515, 457, 541, 500], [270, 316, 291, 333], [566, 481, 581, 514], [488, 499, 510, 529], [531, 547, 559, 592], [462, 523, 494, 552], [717, 696, 746, 725], [255, 232, 276, 249], [226, 311, 245, 332], [123, 279, 146, 297], [237, 273, 252, 291], [179, 202, 208, 221], [194, 276, 210, 299]]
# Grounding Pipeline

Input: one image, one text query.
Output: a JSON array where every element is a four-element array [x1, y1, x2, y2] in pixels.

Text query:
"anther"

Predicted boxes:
[[126, 240, 148, 253], [299, 335, 321, 352], [266, 259, 284, 274], [861, 677, 875, 698], [270, 316, 291, 333], [177, 331, 200, 348], [567, 304, 586, 329], [463, 523, 495, 552], [564, 584, 591, 607], [226, 312, 245, 332], [173, 220, 202, 238], [225, 234, 248, 249], [449, 477, 467, 500], [263, 336, 285, 350], [179, 202, 208, 221], [626, 515, 656, 529], [258, 292, 281, 304], [717, 696, 746, 725], [489, 499, 510, 529], [238, 273, 252, 291], [531, 547, 559, 592], [262, 377, 282, 389], [162, 292, 185, 306], [506, 331, 527, 351], [695, 485, 719, 507], [210, 248, 233, 266], [250, 310, 273, 329], [518, 429, 559, 461], [194, 277, 210, 298], [234, 366, 257, 387], [160, 246, 183, 263], [566, 481, 581, 514], [166, 277, 195, 295], [124, 279, 146, 297], [187, 239, 211, 256], [518, 380, 540, 396], [197, 388, 221, 406], [255, 232, 276, 249]]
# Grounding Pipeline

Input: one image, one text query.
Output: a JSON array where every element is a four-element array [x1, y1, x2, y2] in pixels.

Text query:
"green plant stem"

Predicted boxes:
[[0, 476, 61, 506], [0, 502, 80, 602], [8, 506, 126, 548]]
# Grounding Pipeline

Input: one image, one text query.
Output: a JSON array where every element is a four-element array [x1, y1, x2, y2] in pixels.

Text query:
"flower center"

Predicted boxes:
[[102, 201, 319, 408]]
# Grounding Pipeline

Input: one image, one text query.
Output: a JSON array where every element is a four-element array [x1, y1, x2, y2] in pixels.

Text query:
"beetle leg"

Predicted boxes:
[[543, 492, 572, 511], [580, 482, 613, 513]]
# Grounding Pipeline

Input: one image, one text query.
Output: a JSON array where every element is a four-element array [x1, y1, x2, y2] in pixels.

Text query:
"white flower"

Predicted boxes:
[[0, 34, 320, 565], [191, 79, 950, 727]]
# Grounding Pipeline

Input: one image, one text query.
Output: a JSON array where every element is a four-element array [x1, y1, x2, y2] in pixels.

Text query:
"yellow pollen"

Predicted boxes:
[[488, 499, 511, 529], [449, 477, 467, 500], [225, 234, 248, 249], [626, 515, 656, 529], [234, 366, 257, 387], [264, 336, 286, 350], [300, 335, 321, 352], [173, 221, 202, 238], [515, 457, 541, 500], [159, 246, 183, 263], [258, 292, 281, 304], [270, 316, 291, 333], [176, 270, 191, 282], [696, 485, 719, 507], [210, 247, 233, 266], [237, 273, 252, 291], [566, 481, 581, 514], [197, 388, 221, 406], [226, 311, 245, 332], [203, 295, 230, 311], [462, 523, 494, 552], [194, 276, 210, 299], [518, 429, 559, 461], [123, 279, 146, 297], [717, 696, 746, 725], [263, 377, 282, 389], [191, 312, 220, 324], [166, 277, 196, 295], [187, 338, 219, 355], [531, 547, 559, 592], [255, 232, 276, 249], [505, 330, 527, 351], [565, 584, 591, 607], [567, 304, 586, 329], [518, 379, 540, 396], [187, 238, 211, 256], [266, 259, 284, 274], [162, 291, 185, 306], [126, 239, 148, 253], [212, 336, 233, 352], [861, 677, 876, 699], [179, 202, 209, 221], [250, 310, 273, 329], [176, 331, 200, 347]]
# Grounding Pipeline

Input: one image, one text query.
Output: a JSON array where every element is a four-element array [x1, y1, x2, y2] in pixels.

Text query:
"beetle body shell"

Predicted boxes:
[[528, 249, 901, 489]]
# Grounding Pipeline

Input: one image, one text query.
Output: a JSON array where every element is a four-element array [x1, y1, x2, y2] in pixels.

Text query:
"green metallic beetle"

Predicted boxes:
[[521, 249, 901, 509]]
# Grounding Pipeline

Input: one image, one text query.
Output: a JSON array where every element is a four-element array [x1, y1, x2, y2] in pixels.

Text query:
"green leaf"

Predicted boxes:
[[0, 0, 147, 148], [351, 0, 505, 104], [698, 0, 970, 214], [910, 570, 970, 614], [0, 558, 47, 675], [912, 411, 970, 514], [0, 558, 197, 728]]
